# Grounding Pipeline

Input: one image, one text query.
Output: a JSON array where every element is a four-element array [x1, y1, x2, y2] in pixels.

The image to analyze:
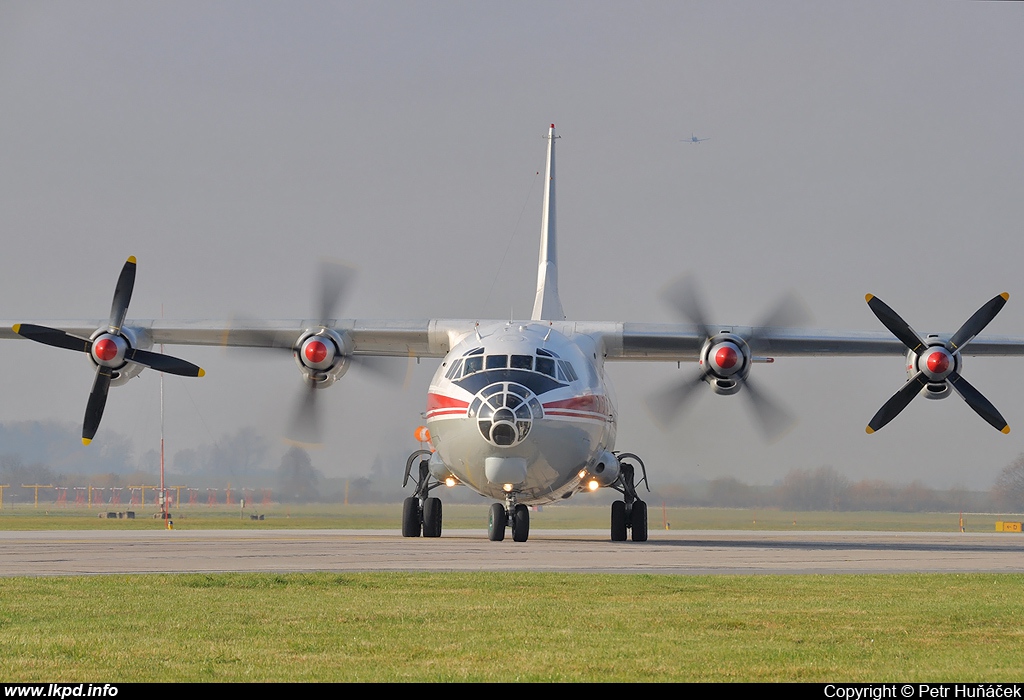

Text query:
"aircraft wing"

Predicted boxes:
[[0, 318, 478, 359], [578, 323, 1024, 361], [8, 319, 1024, 360]]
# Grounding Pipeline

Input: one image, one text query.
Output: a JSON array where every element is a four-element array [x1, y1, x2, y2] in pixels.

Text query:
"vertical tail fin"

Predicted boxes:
[[531, 124, 566, 321]]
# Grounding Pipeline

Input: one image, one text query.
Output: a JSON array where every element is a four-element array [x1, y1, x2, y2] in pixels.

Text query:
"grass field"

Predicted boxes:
[[1, 572, 1023, 682], [0, 502, 1018, 532], [3, 505, 1022, 682]]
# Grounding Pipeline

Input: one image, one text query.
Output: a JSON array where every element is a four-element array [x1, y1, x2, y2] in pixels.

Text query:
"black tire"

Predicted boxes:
[[610, 500, 627, 541], [401, 496, 421, 537], [487, 502, 507, 541], [631, 500, 648, 542], [423, 497, 443, 538], [512, 504, 530, 542]]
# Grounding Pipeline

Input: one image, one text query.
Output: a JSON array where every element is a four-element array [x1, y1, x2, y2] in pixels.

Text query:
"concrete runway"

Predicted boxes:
[[1, 529, 1022, 576]]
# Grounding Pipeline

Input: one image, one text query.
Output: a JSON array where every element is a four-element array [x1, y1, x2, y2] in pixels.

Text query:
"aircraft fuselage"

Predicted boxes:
[[426, 321, 616, 504]]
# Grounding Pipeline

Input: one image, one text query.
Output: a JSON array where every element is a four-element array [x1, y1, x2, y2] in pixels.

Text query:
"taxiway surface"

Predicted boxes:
[[1, 529, 1021, 576]]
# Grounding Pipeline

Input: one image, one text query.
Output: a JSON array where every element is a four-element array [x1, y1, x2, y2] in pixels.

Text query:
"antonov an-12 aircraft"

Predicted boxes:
[[5, 124, 1024, 542]]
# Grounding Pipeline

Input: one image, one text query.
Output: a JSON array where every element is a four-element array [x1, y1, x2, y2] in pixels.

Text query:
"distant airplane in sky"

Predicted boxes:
[[684, 133, 710, 143]]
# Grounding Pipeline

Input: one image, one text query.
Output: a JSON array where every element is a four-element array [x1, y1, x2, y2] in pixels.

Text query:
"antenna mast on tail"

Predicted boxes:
[[531, 124, 566, 321]]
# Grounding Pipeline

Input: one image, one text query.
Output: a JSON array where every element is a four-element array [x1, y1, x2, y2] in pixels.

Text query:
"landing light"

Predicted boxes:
[[445, 477, 457, 488], [578, 469, 587, 479], [502, 483, 513, 492], [588, 480, 600, 492]]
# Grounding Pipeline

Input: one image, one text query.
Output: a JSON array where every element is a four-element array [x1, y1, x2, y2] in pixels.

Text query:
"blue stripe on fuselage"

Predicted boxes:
[[454, 369, 566, 396]]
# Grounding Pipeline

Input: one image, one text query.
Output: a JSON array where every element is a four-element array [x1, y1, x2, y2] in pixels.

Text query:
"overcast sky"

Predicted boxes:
[[1, 2, 1023, 490]]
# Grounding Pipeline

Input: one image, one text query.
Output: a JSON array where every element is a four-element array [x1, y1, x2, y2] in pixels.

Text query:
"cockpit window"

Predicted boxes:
[[453, 348, 574, 384], [510, 354, 533, 370], [444, 358, 464, 380], [535, 356, 556, 378], [558, 360, 578, 382], [485, 355, 508, 370]]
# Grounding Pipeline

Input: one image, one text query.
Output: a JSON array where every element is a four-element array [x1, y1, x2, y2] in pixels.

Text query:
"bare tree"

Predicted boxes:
[[778, 466, 850, 511], [277, 446, 321, 502], [992, 454, 1024, 513]]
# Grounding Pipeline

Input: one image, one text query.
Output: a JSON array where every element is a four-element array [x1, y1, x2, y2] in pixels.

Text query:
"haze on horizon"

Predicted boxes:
[[1, 2, 1022, 491]]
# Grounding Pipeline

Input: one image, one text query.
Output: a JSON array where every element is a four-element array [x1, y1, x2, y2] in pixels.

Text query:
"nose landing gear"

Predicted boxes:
[[487, 498, 530, 542]]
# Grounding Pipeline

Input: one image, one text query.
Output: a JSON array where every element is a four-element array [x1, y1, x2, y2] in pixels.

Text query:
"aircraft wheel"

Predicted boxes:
[[631, 500, 648, 542], [512, 504, 530, 542], [401, 497, 421, 537], [423, 497, 443, 538], [487, 502, 507, 541], [610, 500, 627, 541]]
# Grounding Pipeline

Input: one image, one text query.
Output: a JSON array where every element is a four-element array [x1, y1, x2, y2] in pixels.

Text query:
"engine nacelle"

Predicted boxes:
[[88, 327, 145, 387], [907, 341, 960, 401], [585, 449, 621, 488], [293, 328, 352, 389], [699, 333, 751, 396]]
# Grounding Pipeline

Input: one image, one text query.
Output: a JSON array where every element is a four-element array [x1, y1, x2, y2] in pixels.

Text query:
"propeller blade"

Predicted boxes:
[[351, 355, 404, 384], [13, 324, 91, 353], [866, 371, 926, 434], [948, 371, 1010, 434], [108, 256, 137, 333], [82, 368, 113, 445], [661, 276, 714, 340], [746, 292, 812, 346], [646, 372, 707, 429], [126, 348, 205, 377], [287, 378, 323, 446], [947, 293, 1009, 351], [865, 294, 926, 353], [317, 260, 355, 324], [740, 375, 797, 441]]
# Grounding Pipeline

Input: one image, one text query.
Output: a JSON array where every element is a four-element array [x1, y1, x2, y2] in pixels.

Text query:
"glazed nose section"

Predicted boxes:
[[469, 382, 544, 448], [490, 408, 518, 446]]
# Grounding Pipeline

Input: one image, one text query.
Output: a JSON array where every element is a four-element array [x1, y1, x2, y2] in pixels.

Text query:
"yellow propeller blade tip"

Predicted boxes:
[[127, 256, 137, 264], [198, 368, 206, 377], [864, 294, 874, 302], [865, 426, 875, 434], [82, 438, 92, 446], [11, 324, 20, 334], [1002, 425, 1011, 434], [1001, 292, 1009, 301]]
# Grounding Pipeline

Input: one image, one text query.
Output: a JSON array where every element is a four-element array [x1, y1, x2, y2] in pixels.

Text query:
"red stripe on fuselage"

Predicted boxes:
[[542, 395, 609, 415], [427, 393, 470, 413], [544, 410, 609, 422]]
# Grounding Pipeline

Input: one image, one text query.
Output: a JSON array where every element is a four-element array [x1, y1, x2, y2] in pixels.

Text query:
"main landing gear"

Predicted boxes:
[[401, 449, 444, 538], [488, 499, 530, 542], [609, 452, 650, 542]]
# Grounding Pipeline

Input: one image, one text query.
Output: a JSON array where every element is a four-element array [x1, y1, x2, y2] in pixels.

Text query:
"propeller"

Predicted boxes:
[[13, 256, 204, 445], [865, 293, 1010, 434], [286, 261, 405, 445], [275, 261, 403, 446], [647, 276, 809, 441]]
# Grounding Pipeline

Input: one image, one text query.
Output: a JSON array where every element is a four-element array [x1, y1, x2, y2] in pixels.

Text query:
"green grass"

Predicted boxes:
[[0, 572, 1022, 681], [0, 502, 1017, 532]]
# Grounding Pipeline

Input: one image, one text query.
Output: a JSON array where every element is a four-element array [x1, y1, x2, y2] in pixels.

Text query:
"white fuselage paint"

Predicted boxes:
[[425, 322, 616, 505]]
